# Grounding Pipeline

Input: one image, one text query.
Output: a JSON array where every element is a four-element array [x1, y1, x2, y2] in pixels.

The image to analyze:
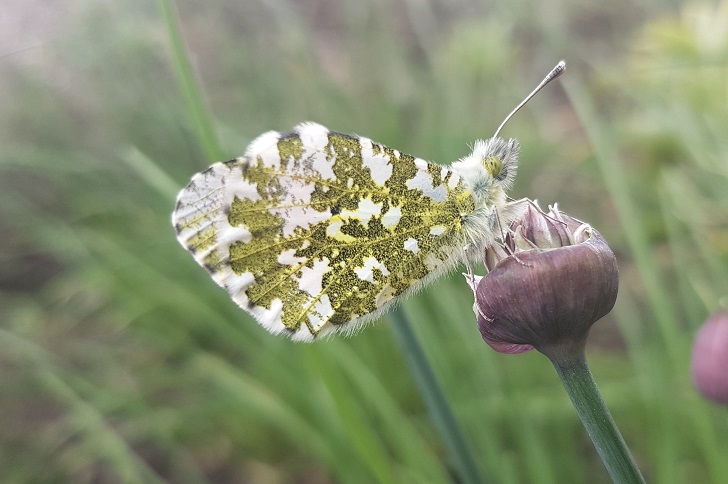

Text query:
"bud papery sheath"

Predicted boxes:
[[476, 209, 619, 356]]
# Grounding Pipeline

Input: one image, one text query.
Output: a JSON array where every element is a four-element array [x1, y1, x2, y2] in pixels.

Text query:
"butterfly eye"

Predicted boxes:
[[484, 156, 503, 178]]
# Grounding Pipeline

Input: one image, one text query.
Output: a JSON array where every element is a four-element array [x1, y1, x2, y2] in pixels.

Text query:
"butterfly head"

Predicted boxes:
[[477, 137, 519, 188], [453, 136, 519, 199]]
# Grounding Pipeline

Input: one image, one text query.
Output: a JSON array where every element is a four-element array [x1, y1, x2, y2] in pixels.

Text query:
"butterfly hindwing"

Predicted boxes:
[[173, 122, 478, 340]]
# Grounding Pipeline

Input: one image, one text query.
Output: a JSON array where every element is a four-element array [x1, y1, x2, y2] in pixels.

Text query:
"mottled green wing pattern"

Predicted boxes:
[[173, 122, 479, 340]]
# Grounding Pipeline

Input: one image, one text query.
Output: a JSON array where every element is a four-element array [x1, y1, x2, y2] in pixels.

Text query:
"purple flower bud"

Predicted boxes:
[[474, 202, 619, 355], [691, 311, 728, 405]]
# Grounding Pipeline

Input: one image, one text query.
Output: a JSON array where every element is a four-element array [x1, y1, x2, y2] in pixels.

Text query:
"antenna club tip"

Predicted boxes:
[[492, 60, 566, 138], [551, 60, 566, 78]]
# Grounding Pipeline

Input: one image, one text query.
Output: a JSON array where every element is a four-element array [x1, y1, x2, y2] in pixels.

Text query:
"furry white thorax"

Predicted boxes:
[[450, 137, 521, 252]]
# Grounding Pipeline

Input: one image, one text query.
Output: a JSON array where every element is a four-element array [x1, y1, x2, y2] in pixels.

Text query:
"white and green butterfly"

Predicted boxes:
[[172, 62, 564, 341]]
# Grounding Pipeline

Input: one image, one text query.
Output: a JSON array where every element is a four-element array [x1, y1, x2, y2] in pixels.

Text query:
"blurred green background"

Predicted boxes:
[[2, 0, 727, 482]]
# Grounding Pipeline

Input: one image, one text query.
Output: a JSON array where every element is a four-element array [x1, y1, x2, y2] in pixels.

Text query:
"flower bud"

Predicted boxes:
[[691, 311, 728, 405], [473, 202, 619, 355]]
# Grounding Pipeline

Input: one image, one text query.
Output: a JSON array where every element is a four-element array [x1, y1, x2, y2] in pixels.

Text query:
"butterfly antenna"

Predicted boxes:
[[493, 60, 566, 138]]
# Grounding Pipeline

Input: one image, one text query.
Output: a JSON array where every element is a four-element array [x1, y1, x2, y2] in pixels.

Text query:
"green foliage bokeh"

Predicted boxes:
[[1, 0, 727, 482]]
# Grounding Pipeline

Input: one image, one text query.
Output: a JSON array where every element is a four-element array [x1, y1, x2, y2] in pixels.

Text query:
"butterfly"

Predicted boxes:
[[172, 62, 565, 341]]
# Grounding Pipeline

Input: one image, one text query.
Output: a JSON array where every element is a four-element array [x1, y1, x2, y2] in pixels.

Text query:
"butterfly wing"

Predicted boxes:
[[173, 122, 476, 340]]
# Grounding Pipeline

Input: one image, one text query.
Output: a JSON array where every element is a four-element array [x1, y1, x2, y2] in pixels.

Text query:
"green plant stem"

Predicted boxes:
[[389, 308, 486, 484], [547, 346, 644, 484], [158, 0, 222, 161]]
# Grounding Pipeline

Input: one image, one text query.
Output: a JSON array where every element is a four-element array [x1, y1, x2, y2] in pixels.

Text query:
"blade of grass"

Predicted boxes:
[[300, 348, 397, 484], [306, 341, 450, 483], [563, 77, 682, 364], [158, 0, 222, 162], [123, 148, 181, 201], [193, 352, 370, 482], [0, 329, 165, 483], [389, 307, 486, 484], [38, 370, 167, 484]]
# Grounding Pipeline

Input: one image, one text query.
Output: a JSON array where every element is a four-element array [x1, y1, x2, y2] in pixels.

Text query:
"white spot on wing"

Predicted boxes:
[[404, 238, 419, 253], [381, 206, 402, 229], [245, 132, 283, 172], [295, 258, 331, 295], [295, 122, 329, 149], [429, 226, 446, 236], [326, 220, 344, 238], [278, 249, 305, 266], [308, 294, 334, 332], [354, 256, 390, 283], [341, 198, 383, 229], [447, 171, 461, 189], [414, 158, 428, 170], [279, 174, 315, 204], [295, 122, 336, 180], [360, 138, 393, 186], [406, 170, 448, 202], [228, 176, 261, 203], [245, 131, 281, 157], [311, 150, 335, 180], [274, 206, 332, 237]]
